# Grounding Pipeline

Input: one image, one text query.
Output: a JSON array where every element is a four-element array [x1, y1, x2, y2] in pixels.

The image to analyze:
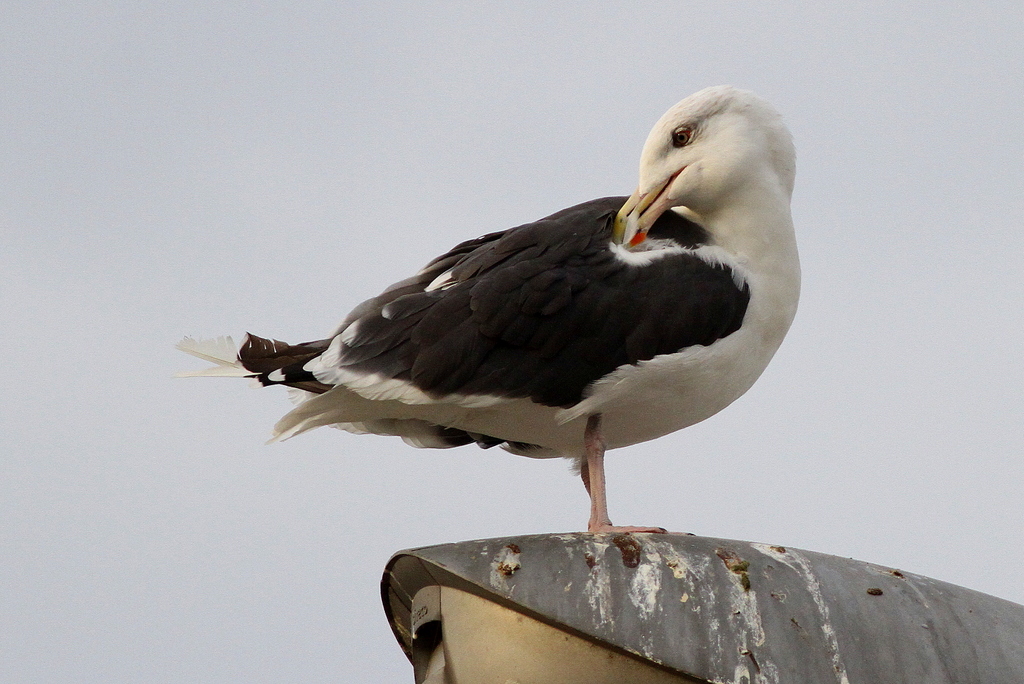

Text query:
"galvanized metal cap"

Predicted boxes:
[[382, 533, 1024, 683]]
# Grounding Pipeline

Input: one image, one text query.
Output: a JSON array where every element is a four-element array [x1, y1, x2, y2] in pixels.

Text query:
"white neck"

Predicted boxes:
[[695, 173, 801, 345]]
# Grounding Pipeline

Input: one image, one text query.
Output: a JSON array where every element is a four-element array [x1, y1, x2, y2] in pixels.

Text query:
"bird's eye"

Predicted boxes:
[[671, 126, 694, 147]]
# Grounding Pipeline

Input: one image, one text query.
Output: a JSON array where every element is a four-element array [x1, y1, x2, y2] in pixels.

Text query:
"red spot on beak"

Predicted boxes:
[[628, 232, 646, 247]]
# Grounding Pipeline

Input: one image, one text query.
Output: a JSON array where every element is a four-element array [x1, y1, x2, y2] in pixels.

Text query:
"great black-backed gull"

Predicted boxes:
[[178, 85, 800, 533]]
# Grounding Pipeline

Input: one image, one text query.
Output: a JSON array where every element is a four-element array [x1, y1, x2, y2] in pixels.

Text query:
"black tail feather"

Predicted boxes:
[[239, 333, 334, 394]]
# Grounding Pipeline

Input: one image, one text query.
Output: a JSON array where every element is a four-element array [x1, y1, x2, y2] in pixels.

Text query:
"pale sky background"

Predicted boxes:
[[2, 2, 1022, 682]]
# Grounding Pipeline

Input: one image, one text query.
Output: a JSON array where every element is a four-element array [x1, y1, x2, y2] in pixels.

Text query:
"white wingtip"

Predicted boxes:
[[266, 420, 306, 444], [175, 335, 252, 378]]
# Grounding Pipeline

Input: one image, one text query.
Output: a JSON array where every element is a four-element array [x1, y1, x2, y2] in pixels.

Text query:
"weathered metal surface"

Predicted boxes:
[[382, 533, 1024, 684]]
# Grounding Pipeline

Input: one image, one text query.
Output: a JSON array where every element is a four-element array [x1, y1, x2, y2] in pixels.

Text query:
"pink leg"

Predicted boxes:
[[583, 414, 666, 534]]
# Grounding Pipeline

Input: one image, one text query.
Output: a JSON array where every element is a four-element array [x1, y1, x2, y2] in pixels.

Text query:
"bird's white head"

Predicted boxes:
[[614, 86, 796, 247]]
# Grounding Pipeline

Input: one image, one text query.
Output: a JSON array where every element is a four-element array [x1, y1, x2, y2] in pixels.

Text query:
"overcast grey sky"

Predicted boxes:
[[2, 2, 1022, 682]]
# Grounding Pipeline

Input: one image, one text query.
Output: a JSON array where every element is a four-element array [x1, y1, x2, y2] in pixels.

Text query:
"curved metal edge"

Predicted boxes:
[[382, 533, 1024, 683], [381, 549, 708, 682]]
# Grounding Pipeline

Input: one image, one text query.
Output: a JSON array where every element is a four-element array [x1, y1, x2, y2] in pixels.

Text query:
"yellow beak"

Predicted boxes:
[[612, 172, 679, 247]]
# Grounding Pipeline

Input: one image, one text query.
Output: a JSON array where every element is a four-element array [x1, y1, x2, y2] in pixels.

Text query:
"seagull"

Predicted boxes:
[[178, 85, 800, 534]]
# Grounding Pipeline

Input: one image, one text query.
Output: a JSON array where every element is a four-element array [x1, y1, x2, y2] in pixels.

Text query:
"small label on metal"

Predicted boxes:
[[411, 585, 442, 635]]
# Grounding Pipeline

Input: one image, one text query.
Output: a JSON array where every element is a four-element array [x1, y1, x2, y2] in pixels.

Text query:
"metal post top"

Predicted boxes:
[[382, 533, 1024, 684]]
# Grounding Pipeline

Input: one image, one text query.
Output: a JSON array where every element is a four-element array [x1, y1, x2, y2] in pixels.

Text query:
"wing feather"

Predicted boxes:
[[314, 197, 750, 409]]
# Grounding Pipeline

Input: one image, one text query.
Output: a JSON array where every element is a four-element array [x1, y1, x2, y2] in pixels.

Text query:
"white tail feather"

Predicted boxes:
[[175, 336, 252, 378]]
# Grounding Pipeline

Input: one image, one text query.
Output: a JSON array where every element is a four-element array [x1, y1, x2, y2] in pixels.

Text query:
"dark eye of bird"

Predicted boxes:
[[672, 126, 693, 147]]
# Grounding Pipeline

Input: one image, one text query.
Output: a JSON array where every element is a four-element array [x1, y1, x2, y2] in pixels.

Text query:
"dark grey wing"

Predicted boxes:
[[236, 232, 512, 393], [331, 196, 750, 408]]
